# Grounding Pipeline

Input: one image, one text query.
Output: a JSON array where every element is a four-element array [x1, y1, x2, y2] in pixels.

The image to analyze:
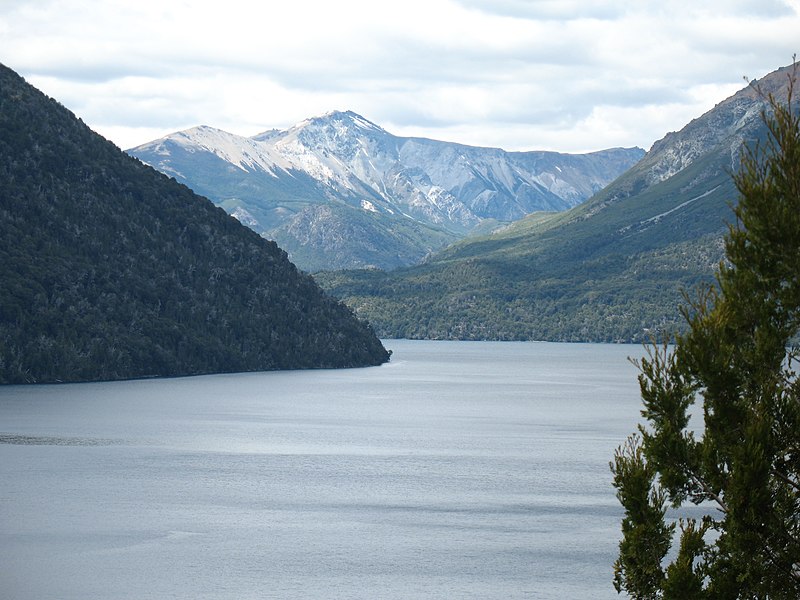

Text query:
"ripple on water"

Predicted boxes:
[[0, 433, 120, 446]]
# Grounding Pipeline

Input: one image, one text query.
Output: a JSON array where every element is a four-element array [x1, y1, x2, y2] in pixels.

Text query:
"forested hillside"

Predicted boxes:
[[318, 64, 795, 342], [0, 64, 389, 383]]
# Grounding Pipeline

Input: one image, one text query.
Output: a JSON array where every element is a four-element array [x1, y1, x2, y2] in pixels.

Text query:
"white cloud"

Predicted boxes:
[[1, 0, 797, 152]]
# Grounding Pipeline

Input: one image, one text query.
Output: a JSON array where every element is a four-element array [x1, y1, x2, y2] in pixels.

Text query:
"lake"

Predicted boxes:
[[0, 340, 646, 599]]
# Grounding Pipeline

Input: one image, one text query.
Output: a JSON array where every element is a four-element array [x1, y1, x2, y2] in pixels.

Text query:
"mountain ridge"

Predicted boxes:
[[129, 111, 643, 271]]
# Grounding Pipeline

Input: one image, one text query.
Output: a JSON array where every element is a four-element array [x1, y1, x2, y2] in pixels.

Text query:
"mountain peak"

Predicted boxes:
[[129, 109, 643, 271], [637, 62, 797, 187], [294, 110, 386, 135]]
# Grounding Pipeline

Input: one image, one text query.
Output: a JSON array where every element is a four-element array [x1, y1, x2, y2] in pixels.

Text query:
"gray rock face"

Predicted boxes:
[[628, 66, 795, 191]]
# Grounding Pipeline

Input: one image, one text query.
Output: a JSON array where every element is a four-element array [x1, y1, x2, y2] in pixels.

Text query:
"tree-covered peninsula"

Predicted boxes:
[[0, 64, 389, 384]]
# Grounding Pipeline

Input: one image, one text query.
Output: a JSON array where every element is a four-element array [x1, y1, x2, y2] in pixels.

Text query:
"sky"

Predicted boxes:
[[1, 0, 798, 154]]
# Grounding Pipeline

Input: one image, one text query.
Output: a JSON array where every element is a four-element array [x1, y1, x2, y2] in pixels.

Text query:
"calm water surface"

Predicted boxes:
[[0, 340, 646, 599]]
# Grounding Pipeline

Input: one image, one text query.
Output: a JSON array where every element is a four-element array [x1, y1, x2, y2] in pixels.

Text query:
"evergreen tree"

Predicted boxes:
[[611, 66, 800, 598]]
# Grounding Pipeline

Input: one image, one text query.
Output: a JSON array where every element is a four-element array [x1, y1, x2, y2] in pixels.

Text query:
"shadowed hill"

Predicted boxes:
[[0, 63, 389, 383]]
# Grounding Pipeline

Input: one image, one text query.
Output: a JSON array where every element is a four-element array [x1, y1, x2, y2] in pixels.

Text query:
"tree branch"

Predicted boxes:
[[690, 474, 728, 513], [772, 468, 800, 493]]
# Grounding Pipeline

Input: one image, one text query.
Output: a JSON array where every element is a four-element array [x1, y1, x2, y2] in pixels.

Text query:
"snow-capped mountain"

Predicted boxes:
[[129, 111, 643, 271]]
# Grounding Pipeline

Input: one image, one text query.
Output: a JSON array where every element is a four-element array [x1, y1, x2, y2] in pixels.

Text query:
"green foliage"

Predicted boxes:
[[611, 435, 674, 597], [0, 63, 389, 383], [317, 222, 726, 343], [612, 67, 800, 598]]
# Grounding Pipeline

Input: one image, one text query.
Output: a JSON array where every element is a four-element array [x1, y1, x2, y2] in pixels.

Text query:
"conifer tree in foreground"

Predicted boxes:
[[611, 65, 800, 598]]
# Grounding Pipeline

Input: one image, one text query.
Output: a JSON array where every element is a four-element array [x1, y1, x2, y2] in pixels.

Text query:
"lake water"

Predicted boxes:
[[0, 340, 646, 599]]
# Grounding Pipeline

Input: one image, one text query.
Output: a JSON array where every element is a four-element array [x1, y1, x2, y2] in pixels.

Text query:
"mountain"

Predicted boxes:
[[0, 63, 390, 384], [316, 64, 796, 342], [128, 111, 643, 271]]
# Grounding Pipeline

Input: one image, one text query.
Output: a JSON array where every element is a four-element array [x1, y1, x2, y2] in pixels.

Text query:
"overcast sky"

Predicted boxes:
[[1, 0, 798, 153]]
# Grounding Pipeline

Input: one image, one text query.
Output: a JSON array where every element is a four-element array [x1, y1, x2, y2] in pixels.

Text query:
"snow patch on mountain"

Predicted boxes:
[[143, 125, 293, 177], [361, 199, 378, 212], [231, 206, 261, 229]]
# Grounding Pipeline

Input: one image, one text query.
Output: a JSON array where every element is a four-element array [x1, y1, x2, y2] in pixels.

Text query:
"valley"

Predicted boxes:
[[315, 64, 795, 342], [2, 60, 795, 368]]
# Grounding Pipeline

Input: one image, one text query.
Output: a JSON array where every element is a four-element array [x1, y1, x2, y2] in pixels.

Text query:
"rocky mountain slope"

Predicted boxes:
[[318, 64, 796, 342], [0, 63, 389, 384], [129, 111, 643, 271]]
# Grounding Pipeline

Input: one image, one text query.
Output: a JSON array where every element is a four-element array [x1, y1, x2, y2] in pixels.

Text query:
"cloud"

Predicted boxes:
[[454, 0, 626, 20], [1, 0, 797, 152]]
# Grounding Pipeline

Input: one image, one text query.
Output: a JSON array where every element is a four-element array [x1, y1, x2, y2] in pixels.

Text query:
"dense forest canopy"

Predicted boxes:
[[0, 63, 389, 384]]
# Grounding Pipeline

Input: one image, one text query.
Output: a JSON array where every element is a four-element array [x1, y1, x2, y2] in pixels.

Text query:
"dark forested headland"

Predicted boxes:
[[0, 64, 390, 384]]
